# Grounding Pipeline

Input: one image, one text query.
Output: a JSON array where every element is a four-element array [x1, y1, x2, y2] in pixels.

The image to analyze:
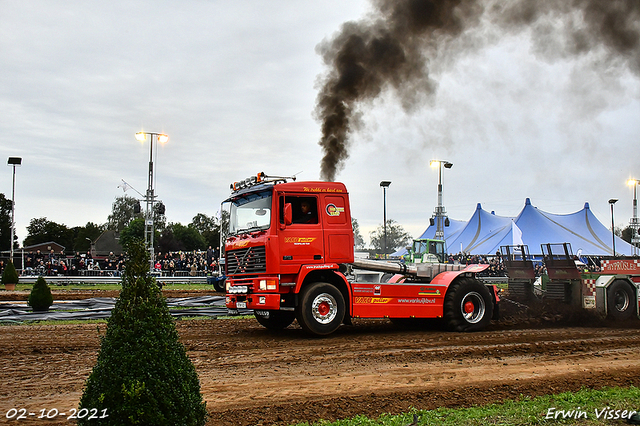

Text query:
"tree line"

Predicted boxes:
[[0, 194, 227, 255], [0, 192, 416, 255]]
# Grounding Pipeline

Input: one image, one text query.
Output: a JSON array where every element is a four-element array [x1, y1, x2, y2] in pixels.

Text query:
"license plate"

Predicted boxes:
[[236, 302, 247, 309]]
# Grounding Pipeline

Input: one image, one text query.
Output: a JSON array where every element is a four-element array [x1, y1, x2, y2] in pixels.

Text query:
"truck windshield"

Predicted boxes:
[[228, 190, 272, 236]]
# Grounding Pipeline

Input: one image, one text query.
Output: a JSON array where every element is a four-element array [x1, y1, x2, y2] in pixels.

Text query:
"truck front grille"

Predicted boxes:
[[226, 246, 267, 275]]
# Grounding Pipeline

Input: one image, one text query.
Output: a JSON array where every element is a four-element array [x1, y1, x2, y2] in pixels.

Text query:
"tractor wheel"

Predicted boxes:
[[254, 310, 296, 330], [607, 280, 636, 321], [296, 282, 345, 336], [444, 278, 494, 332], [213, 278, 226, 293]]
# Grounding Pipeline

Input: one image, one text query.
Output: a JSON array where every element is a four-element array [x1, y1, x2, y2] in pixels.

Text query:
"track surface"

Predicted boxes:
[[1, 293, 640, 425]]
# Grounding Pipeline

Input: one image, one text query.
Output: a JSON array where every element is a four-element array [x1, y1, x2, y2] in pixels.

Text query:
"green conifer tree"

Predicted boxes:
[[1, 260, 19, 286], [28, 276, 53, 311], [78, 240, 206, 425]]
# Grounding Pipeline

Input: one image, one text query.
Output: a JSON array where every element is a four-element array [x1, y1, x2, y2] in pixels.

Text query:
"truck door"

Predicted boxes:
[[321, 194, 353, 263], [278, 194, 325, 272]]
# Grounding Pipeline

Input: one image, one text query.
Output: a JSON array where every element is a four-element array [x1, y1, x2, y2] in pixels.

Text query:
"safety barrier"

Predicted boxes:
[[15, 275, 210, 285]]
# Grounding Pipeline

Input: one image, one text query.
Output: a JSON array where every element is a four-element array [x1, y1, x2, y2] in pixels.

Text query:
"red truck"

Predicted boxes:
[[223, 173, 499, 336]]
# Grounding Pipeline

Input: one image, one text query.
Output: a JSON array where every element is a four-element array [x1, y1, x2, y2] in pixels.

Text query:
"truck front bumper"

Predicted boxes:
[[226, 292, 281, 311]]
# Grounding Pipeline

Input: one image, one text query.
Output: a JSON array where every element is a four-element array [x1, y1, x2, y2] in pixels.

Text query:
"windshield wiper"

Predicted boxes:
[[235, 225, 268, 235]]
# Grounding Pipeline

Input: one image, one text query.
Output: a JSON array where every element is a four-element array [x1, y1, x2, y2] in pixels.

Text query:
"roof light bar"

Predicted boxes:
[[230, 172, 297, 192]]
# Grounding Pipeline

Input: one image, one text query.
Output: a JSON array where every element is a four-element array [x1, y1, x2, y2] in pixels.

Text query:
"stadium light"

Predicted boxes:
[[135, 132, 169, 272], [627, 179, 640, 254], [7, 157, 22, 263], [609, 198, 618, 257], [380, 181, 391, 256], [430, 159, 453, 239]]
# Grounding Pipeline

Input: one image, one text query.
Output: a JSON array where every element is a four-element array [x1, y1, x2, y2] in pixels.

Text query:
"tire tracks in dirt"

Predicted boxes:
[[1, 317, 639, 425]]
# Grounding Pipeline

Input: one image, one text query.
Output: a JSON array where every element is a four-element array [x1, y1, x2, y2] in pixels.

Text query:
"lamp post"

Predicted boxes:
[[627, 179, 640, 254], [7, 157, 22, 264], [380, 181, 391, 257], [609, 198, 618, 257], [135, 132, 168, 272], [430, 159, 453, 239]]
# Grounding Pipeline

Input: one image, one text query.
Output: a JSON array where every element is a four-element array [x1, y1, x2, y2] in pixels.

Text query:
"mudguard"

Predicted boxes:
[[293, 263, 344, 293], [429, 263, 491, 285]]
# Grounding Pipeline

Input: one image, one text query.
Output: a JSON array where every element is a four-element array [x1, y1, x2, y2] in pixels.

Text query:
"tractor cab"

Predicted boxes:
[[404, 238, 447, 264]]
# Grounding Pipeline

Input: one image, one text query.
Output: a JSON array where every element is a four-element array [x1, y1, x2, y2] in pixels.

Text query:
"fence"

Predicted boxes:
[[16, 275, 209, 285], [20, 268, 211, 278]]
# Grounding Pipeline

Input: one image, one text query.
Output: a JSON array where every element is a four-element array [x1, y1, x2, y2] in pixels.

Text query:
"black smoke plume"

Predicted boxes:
[[315, 0, 640, 181]]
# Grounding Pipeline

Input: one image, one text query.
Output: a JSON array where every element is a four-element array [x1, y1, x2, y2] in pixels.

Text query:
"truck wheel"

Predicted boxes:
[[254, 310, 296, 330], [607, 280, 636, 321], [296, 282, 345, 336], [444, 278, 493, 332]]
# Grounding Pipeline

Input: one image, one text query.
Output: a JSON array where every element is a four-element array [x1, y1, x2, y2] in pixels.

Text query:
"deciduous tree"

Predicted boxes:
[[189, 213, 220, 249], [158, 223, 206, 252], [369, 219, 412, 254], [106, 195, 140, 232], [23, 218, 74, 251], [72, 222, 106, 252], [0, 193, 13, 252], [352, 217, 365, 250]]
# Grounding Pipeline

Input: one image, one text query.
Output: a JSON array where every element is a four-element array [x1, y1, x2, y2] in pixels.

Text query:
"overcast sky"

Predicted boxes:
[[1, 0, 639, 248]]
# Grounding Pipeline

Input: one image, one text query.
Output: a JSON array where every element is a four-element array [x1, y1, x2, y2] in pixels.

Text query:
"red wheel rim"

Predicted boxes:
[[464, 300, 475, 314], [318, 301, 330, 317]]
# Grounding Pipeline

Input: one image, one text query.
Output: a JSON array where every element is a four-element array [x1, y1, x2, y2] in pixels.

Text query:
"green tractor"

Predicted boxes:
[[403, 238, 447, 264]]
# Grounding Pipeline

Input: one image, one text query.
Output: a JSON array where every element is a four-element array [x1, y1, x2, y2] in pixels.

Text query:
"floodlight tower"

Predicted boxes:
[[135, 131, 168, 272], [380, 181, 391, 256], [609, 198, 618, 257], [627, 178, 640, 255], [430, 159, 453, 239], [7, 157, 21, 263]]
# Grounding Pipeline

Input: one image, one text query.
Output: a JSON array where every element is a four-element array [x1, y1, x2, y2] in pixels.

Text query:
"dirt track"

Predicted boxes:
[[1, 293, 640, 425]]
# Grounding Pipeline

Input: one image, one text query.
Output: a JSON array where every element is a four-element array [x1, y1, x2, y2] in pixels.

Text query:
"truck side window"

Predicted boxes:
[[286, 196, 318, 224]]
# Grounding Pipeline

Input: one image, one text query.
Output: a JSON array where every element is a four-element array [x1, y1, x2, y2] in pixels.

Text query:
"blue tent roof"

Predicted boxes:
[[446, 203, 513, 255], [414, 199, 635, 256], [417, 218, 467, 241]]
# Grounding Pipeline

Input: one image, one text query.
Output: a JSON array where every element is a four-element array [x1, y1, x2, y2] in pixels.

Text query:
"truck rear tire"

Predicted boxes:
[[296, 282, 345, 336], [254, 310, 296, 330], [607, 280, 636, 321], [444, 278, 493, 332]]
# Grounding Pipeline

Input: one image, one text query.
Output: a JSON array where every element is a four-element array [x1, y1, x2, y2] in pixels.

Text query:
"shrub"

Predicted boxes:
[[1, 261, 19, 285], [78, 239, 207, 425], [28, 276, 53, 311]]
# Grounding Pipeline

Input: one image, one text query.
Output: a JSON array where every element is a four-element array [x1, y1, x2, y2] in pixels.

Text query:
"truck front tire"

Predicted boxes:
[[607, 280, 636, 321], [296, 282, 345, 336], [444, 278, 494, 332]]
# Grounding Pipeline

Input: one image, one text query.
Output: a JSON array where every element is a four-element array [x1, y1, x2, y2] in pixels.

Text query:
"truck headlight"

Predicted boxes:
[[259, 279, 278, 291], [228, 285, 248, 294]]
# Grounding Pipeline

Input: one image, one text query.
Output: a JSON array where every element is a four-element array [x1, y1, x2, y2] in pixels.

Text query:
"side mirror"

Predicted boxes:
[[284, 203, 292, 225], [280, 203, 292, 229]]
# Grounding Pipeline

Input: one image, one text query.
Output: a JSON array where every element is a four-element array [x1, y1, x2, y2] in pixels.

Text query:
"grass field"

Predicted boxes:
[[298, 386, 640, 425]]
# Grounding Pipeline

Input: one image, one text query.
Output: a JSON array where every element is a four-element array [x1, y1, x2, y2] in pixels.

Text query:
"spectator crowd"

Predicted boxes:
[[3, 246, 604, 279], [16, 247, 221, 277]]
